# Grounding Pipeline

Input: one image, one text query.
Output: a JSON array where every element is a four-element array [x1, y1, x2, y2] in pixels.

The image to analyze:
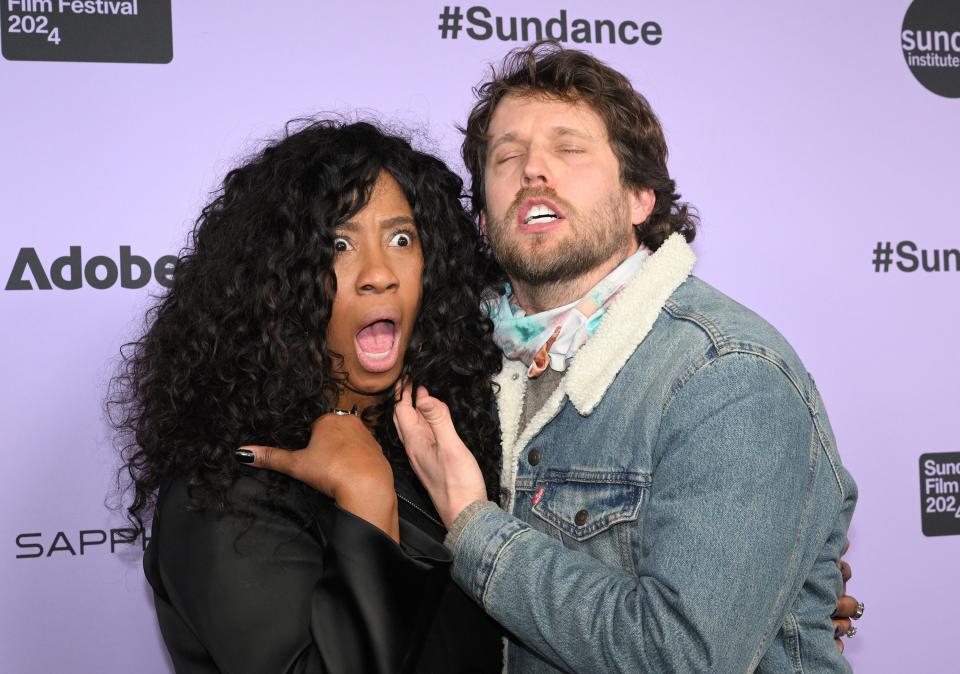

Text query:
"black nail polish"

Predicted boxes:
[[235, 449, 255, 464]]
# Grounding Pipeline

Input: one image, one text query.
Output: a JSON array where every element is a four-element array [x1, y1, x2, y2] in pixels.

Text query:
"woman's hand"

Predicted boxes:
[[237, 413, 399, 542], [393, 383, 488, 528], [831, 541, 864, 652]]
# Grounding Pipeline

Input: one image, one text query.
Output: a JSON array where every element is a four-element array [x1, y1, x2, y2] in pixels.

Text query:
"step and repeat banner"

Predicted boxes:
[[1, 1, 957, 671]]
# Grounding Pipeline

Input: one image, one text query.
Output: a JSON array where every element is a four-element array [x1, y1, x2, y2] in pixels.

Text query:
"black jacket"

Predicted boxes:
[[144, 469, 502, 673]]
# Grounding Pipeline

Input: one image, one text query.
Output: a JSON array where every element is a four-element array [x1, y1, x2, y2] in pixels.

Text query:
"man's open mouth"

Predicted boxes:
[[518, 198, 566, 228]]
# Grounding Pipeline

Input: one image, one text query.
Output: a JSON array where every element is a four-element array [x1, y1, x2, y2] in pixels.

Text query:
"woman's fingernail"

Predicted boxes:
[[235, 448, 255, 464]]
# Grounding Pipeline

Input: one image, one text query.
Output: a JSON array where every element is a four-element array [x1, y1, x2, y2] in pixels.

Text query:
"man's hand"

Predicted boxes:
[[393, 382, 487, 528], [831, 541, 863, 653], [236, 413, 399, 542]]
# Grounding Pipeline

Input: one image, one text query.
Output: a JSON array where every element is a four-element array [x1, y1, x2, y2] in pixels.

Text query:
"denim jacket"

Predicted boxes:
[[451, 234, 858, 673]]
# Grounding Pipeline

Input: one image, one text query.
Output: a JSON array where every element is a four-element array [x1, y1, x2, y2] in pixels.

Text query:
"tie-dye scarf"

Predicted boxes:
[[488, 247, 649, 378]]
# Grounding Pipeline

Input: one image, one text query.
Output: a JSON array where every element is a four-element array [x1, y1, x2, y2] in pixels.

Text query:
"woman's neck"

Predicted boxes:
[[335, 387, 385, 415]]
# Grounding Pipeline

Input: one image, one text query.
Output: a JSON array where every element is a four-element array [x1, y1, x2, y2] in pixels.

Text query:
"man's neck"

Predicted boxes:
[[509, 249, 636, 314]]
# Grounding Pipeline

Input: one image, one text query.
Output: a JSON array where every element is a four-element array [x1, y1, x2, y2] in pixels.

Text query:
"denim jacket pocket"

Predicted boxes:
[[531, 469, 651, 542]]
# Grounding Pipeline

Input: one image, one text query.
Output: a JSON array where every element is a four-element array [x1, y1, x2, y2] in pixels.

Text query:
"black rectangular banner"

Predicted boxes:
[[920, 452, 960, 537], [1, 0, 172, 64]]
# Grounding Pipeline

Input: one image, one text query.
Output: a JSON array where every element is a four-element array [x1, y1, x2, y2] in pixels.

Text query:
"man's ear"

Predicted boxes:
[[629, 187, 656, 225], [479, 211, 488, 237]]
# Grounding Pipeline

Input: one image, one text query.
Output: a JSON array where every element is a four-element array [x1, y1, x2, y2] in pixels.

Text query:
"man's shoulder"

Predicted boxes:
[[655, 276, 806, 374]]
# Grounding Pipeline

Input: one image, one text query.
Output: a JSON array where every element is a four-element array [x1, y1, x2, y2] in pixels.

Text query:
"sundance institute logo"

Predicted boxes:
[[901, 0, 960, 98]]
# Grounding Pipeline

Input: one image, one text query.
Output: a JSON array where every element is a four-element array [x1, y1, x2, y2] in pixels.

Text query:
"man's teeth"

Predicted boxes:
[[523, 204, 559, 224]]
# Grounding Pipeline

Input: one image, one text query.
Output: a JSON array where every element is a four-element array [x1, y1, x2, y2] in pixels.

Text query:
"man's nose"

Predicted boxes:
[[521, 146, 551, 187], [355, 249, 399, 293]]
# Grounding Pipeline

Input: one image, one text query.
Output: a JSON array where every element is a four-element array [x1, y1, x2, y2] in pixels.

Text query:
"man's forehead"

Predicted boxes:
[[486, 94, 607, 141]]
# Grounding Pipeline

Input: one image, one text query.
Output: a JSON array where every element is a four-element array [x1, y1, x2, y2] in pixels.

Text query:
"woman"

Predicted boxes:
[[111, 120, 504, 672]]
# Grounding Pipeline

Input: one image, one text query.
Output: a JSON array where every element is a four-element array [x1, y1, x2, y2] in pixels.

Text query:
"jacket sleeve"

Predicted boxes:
[[449, 352, 854, 673], [145, 474, 451, 673]]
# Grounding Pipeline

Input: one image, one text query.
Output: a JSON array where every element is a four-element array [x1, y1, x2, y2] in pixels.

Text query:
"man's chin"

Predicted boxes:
[[500, 257, 593, 286]]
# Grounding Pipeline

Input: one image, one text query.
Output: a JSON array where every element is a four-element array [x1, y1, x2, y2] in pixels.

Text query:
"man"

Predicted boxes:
[[395, 43, 860, 672]]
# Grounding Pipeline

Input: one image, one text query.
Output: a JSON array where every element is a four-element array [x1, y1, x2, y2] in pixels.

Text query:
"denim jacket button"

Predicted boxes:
[[574, 509, 589, 526], [527, 448, 541, 466]]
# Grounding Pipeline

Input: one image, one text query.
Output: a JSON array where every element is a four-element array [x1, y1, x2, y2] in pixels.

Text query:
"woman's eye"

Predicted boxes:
[[333, 237, 351, 252], [389, 232, 414, 247]]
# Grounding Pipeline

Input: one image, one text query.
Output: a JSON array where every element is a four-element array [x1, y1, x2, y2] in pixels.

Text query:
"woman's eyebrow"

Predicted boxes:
[[337, 215, 415, 232], [379, 216, 416, 228]]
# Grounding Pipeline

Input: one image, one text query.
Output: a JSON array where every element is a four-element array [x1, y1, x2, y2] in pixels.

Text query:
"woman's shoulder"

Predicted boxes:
[[160, 468, 328, 509], [151, 470, 334, 555]]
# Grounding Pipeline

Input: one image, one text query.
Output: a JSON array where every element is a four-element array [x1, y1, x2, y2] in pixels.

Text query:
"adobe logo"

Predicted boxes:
[[5, 246, 177, 290]]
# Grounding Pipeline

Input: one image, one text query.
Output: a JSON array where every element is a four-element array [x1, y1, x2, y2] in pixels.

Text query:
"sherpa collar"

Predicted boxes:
[[565, 232, 696, 414], [493, 232, 696, 470]]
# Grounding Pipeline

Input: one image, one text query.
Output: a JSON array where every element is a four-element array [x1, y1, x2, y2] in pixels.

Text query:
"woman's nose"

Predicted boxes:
[[355, 249, 399, 293]]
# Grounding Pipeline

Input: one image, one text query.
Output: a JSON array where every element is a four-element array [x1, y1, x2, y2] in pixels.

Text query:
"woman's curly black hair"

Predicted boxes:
[[109, 119, 503, 529]]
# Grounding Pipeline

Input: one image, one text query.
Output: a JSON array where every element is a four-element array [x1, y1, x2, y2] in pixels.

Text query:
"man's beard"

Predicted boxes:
[[486, 188, 634, 286]]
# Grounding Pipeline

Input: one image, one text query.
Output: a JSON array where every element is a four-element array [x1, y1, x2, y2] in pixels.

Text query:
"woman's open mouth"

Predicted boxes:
[[354, 318, 400, 373]]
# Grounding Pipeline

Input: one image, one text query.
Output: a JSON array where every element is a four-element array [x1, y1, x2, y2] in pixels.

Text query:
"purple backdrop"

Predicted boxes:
[[2, 1, 957, 671]]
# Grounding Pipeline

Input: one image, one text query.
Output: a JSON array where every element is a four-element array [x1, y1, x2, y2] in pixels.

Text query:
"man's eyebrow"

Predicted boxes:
[[551, 126, 594, 140], [336, 215, 415, 231], [488, 127, 595, 153], [488, 132, 518, 153]]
